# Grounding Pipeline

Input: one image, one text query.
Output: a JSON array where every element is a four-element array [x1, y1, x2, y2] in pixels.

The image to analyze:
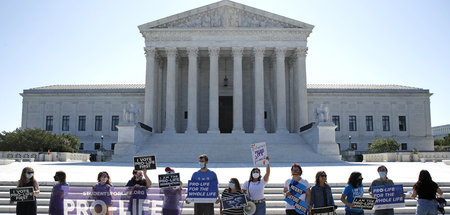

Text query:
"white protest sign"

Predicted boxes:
[[251, 142, 268, 166]]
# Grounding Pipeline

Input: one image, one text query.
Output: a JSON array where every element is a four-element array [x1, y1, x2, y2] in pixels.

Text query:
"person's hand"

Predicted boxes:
[[135, 185, 141, 188], [215, 198, 220, 204], [143, 168, 148, 175], [266, 156, 270, 161], [185, 199, 190, 204], [9, 201, 13, 204], [178, 182, 183, 190], [284, 192, 291, 197], [349, 203, 355, 208]]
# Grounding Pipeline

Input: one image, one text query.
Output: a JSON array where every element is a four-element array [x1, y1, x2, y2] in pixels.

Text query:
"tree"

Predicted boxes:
[[368, 138, 400, 153], [434, 134, 450, 151], [0, 128, 80, 152]]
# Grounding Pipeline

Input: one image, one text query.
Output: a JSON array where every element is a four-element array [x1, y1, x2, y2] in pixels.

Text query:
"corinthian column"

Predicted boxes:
[[208, 47, 220, 133], [296, 47, 308, 129], [186, 47, 198, 134], [232, 47, 244, 133], [144, 47, 156, 129], [164, 47, 177, 134], [254, 47, 266, 133], [275, 47, 288, 133]]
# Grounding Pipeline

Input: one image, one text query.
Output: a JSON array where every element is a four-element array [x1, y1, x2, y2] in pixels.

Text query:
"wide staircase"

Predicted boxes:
[[1, 181, 449, 215]]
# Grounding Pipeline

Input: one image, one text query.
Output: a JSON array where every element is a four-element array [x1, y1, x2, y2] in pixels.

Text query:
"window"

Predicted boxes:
[[78, 116, 86, 131], [382, 116, 390, 131], [79, 143, 84, 150], [399, 116, 407, 131], [111, 115, 119, 131], [351, 143, 358, 150], [95, 116, 103, 131], [62, 116, 70, 131], [111, 143, 116, 150], [349, 116, 357, 131], [184, 111, 188, 119], [366, 116, 373, 131], [45, 116, 53, 131], [94, 143, 101, 150], [332, 115, 340, 131], [401, 143, 407, 150]]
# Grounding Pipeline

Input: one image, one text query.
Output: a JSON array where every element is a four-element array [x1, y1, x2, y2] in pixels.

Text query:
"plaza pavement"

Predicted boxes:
[[1, 161, 449, 186]]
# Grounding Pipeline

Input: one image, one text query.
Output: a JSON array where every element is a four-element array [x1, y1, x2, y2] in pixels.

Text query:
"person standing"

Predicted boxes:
[[220, 178, 245, 215], [92, 171, 113, 215], [49, 171, 69, 215], [14, 167, 40, 215], [411, 170, 443, 215], [126, 169, 151, 215], [242, 156, 270, 215], [368, 165, 398, 215], [341, 172, 364, 215], [310, 171, 335, 209], [161, 167, 183, 215], [283, 163, 310, 215], [189, 154, 219, 215]]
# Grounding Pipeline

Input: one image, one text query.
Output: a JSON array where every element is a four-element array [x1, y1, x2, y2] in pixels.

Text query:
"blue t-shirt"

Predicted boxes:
[[191, 169, 218, 183], [342, 184, 364, 212]]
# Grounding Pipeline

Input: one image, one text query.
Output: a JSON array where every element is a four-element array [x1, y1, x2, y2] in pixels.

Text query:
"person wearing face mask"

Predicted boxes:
[[12, 167, 40, 215], [341, 172, 364, 215], [92, 171, 113, 215], [368, 165, 395, 215], [189, 154, 219, 215], [242, 156, 270, 215], [49, 171, 69, 215], [161, 167, 183, 215], [125, 169, 151, 214], [220, 178, 245, 215], [283, 163, 311, 215]]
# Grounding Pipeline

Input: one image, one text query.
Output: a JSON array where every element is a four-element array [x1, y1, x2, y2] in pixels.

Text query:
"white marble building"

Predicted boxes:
[[20, 1, 434, 162]]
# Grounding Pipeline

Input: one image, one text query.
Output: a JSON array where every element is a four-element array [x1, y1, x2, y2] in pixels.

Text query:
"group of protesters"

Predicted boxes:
[[11, 153, 444, 215]]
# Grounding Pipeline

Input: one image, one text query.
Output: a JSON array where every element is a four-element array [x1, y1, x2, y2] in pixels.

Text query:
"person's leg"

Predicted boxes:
[[254, 202, 266, 215], [286, 209, 297, 215]]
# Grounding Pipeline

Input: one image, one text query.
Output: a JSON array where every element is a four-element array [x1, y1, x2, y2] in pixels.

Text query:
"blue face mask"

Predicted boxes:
[[26, 173, 33, 179], [379, 171, 387, 178], [199, 162, 206, 169], [229, 183, 235, 189]]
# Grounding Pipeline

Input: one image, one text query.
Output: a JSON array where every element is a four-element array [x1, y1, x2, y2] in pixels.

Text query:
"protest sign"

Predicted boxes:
[[311, 206, 335, 215], [133, 155, 156, 170], [372, 184, 405, 209], [186, 180, 218, 203], [221, 194, 247, 210], [353, 197, 377, 210], [251, 142, 268, 166], [158, 173, 181, 188], [284, 179, 309, 215], [10, 187, 34, 202]]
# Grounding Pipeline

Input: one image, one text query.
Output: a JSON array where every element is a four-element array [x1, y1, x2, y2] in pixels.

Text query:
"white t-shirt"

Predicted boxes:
[[284, 178, 310, 209], [242, 178, 267, 201]]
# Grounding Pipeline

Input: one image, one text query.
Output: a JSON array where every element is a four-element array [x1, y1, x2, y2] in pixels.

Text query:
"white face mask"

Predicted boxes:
[[102, 177, 108, 183], [252, 173, 260, 179]]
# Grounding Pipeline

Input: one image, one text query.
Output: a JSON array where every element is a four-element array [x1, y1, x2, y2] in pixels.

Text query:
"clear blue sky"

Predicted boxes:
[[1, 0, 449, 132]]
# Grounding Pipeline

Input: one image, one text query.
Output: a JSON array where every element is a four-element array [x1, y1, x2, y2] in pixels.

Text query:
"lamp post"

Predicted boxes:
[[348, 135, 352, 150], [100, 135, 104, 162]]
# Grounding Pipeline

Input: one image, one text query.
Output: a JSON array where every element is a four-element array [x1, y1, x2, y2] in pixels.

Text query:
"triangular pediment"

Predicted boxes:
[[138, 0, 314, 31]]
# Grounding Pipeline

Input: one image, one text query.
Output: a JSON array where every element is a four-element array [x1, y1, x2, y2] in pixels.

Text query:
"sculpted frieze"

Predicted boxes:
[[152, 6, 300, 29]]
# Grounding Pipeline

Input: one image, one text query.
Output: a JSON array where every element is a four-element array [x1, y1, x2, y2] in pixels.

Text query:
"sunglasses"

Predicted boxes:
[[320, 174, 327, 177], [27, 172, 34, 174]]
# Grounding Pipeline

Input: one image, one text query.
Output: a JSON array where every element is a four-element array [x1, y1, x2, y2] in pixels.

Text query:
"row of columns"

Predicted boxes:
[[144, 47, 308, 134]]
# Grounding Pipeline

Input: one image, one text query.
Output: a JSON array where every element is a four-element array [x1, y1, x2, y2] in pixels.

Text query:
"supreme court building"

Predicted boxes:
[[20, 1, 434, 162]]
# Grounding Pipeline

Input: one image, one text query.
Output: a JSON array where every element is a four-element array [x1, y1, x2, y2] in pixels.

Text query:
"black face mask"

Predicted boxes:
[[357, 179, 363, 186], [54, 176, 59, 182]]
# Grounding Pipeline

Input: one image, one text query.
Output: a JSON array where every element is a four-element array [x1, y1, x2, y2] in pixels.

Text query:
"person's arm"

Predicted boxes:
[[340, 194, 353, 208], [143, 169, 152, 188], [283, 186, 290, 197], [369, 185, 373, 197], [306, 187, 311, 209], [410, 188, 417, 199], [437, 187, 443, 197], [34, 180, 40, 195], [263, 156, 270, 183]]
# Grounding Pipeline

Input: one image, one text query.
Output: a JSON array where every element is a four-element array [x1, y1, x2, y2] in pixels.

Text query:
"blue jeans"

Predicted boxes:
[[416, 199, 438, 215], [345, 209, 364, 215], [254, 202, 266, 215]]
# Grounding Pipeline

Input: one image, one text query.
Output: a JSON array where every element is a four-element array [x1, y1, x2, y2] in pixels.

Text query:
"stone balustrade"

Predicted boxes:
[[363, 151, 450, 162], [0, 151, 90, 162]]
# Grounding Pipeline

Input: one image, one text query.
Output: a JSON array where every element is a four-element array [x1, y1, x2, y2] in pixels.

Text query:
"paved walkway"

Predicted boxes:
[[1, 161, 449, 186]]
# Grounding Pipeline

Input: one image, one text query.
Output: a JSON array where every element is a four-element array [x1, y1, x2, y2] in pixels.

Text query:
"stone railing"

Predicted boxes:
[[363, 151, 450, 162], [0, 151, 90, 162]]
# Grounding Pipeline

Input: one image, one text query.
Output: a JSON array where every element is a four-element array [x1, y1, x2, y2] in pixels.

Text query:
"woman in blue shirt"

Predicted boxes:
[[340, 172, 364, 215]]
